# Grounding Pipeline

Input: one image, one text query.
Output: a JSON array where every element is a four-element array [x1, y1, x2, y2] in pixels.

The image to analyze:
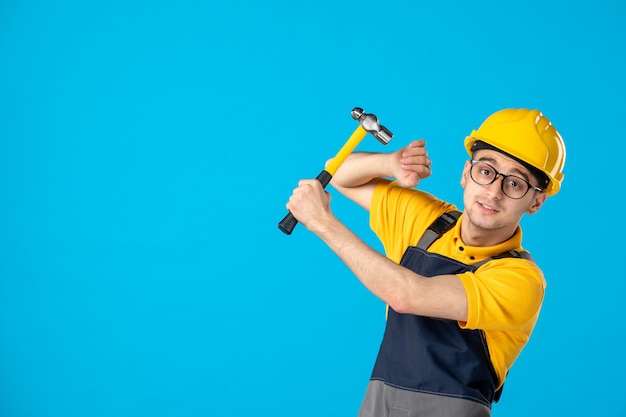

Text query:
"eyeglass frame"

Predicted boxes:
[[468, 159, 543, 199]]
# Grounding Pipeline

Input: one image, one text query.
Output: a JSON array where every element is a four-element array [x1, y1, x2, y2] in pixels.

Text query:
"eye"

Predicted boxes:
[[478, 164, 494, 178], [504, 176, 524, 190]]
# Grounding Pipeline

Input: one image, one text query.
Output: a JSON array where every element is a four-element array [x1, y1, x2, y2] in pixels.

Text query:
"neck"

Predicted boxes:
[[460, 217, 517, 247]]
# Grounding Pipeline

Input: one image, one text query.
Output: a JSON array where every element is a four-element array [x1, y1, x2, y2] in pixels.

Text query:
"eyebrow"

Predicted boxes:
[[476, 157, 532, 182]]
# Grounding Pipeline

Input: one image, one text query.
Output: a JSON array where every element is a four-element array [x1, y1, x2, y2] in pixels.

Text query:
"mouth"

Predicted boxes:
[[478, 201, 499, 213]]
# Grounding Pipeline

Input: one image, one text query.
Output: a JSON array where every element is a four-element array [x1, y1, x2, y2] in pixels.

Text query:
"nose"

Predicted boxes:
[[485, 174, 505, 199]]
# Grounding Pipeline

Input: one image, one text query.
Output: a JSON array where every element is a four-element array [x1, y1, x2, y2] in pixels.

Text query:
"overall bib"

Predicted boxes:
[[359, 211, 532, 417]]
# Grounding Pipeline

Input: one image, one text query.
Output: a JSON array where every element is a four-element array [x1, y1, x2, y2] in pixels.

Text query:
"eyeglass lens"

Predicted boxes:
[[470, 161, 530, 199]]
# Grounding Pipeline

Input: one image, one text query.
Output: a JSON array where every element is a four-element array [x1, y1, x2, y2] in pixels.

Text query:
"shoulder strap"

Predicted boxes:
[[416, 211, 535, 266], [416, 211, 462, 250], [472, 249, 535, 268]]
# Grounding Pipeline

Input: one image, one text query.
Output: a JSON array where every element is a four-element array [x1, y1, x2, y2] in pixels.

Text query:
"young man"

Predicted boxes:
[[285, 108, 566, 416]]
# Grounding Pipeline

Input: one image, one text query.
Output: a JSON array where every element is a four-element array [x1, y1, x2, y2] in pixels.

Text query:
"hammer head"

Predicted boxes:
[[351, 107, 393, 145]]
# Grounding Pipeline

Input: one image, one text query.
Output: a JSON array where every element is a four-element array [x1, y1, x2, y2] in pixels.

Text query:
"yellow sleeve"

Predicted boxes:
[[458, 258, 546, 331], [370, 180, 455, 264]]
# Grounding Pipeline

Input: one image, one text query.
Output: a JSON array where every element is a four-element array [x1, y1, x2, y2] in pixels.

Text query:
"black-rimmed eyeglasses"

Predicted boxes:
[[469, 160, 542, 199]]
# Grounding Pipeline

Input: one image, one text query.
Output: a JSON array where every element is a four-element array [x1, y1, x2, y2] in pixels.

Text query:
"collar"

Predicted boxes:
[[450, 214, 523, 262]]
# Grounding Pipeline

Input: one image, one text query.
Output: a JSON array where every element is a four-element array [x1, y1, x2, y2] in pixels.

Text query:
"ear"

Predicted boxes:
[[460, 160, 471, 188], [526, 191, 548, 215]]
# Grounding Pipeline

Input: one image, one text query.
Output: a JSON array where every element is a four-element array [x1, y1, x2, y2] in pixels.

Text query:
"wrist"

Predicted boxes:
[[384, 151, 398, 180], [306, 210, 341, 237]]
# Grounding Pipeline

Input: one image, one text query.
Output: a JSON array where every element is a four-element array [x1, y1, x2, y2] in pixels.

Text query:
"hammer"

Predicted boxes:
[[278, 107, 393, 235]]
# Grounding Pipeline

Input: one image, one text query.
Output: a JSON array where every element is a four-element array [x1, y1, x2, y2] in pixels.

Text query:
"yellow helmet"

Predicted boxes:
[[464, 108, 566, 196]]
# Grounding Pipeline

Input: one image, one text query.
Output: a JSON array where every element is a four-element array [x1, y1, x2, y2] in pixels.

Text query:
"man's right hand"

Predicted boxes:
[[392, 140, 432, 188]]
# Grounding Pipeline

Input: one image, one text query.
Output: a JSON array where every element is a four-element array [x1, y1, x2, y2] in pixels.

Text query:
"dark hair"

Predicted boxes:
[[471, 141, 550, 189]]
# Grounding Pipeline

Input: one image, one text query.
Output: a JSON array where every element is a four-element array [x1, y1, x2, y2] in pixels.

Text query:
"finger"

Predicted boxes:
[[407, 139, 425, 148], [400, 155, 431, 168], [417, 164, 432, 178], [402, 144, 428, 158]]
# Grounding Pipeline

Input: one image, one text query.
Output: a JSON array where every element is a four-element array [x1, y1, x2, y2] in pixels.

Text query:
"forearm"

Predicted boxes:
[[328, 141, 431, 210], [330, 152, 392, 189], [311, 214, 468, 322], [328, 152, 395, 211]]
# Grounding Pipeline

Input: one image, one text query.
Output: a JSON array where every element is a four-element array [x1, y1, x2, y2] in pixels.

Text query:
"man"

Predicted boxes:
[[285, 108, 566, 416]]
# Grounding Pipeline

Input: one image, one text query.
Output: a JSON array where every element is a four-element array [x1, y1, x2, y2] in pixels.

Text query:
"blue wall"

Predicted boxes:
[[1, 1, 624, 416]]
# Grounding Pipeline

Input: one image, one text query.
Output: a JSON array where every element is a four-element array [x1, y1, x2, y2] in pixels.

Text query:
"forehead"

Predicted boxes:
[[472, 149, 532, 179]]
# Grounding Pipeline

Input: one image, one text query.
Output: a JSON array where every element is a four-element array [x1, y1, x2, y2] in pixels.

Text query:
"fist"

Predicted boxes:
[[285, 179, 332, 231], [394, 140, 431, 188]]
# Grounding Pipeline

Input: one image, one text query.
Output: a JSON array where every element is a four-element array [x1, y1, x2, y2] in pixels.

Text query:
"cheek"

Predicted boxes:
[[460, 170, 469, 188]]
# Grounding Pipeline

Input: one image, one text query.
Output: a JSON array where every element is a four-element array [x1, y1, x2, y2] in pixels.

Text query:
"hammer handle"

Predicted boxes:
[[278, 170, 332, 235], [278, 125, 368, 235], [324, 125, 367, 175]]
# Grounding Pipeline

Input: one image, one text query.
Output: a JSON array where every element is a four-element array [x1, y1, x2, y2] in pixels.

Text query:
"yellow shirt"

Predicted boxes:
[[370, 180, 546, 387]]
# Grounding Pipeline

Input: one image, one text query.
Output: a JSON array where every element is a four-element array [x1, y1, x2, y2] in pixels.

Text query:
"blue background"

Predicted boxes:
[[1, 1, 624, 416]]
